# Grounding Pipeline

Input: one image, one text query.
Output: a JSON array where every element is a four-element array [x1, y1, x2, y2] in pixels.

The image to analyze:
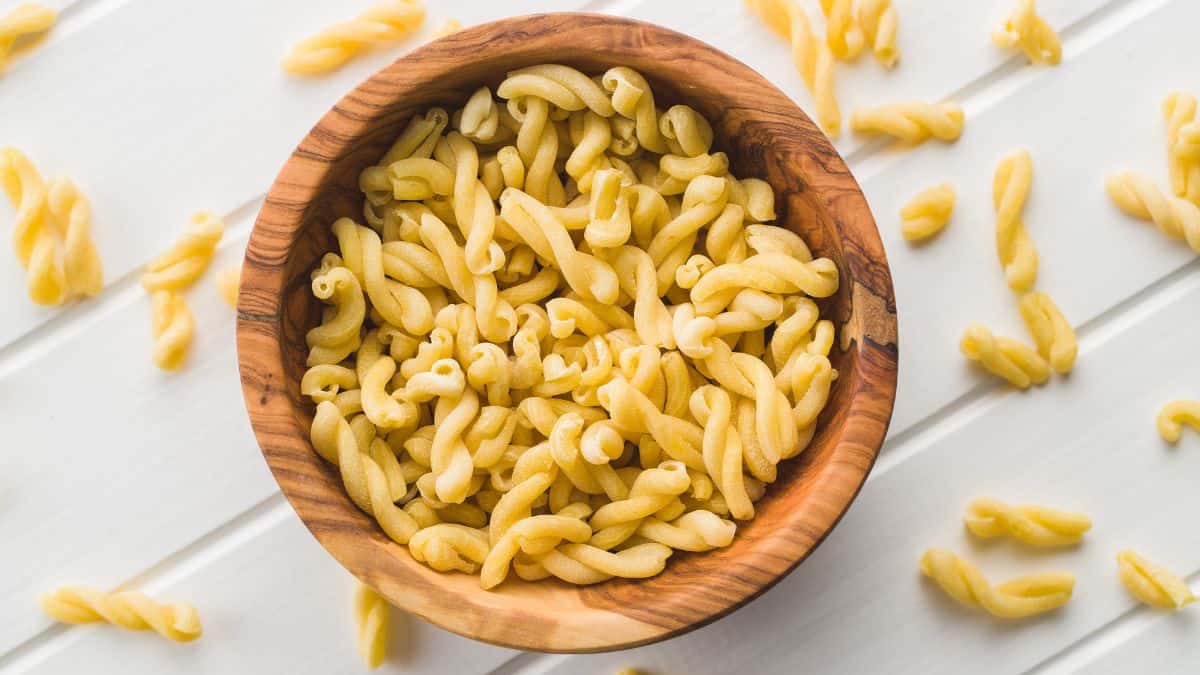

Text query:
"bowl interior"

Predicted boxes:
[[241, 13, 897, 653]]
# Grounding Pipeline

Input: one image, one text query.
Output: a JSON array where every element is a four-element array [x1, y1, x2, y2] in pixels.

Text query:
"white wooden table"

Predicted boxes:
[[2, 0, 1198, 672]]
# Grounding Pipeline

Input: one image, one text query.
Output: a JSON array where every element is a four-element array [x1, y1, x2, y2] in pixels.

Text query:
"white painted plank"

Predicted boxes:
[[1059, 583, 1200, 674], [0, 0, 588, 349], [524, 235, 1200, 675], [1, 502, 516, 675]]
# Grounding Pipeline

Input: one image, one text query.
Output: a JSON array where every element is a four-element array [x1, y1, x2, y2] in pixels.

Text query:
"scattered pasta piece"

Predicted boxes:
[[142, 211, 225, 293], [1106, 170, 1200, 252], [960, 323, 1049, 389], [40, 586, 202, 642], [1163, 93, 1200, 205], [920, 548, 1074, 618], [282, 0, 426, 75], [818, 0, 863, 61], [856, 0, 899, 68], [1156, 400, 1200, 443], [151, 291, 194, 371], [993, 149, 1039, 291], [746, 0, 841, 138], [899, 182, 954, 241], [354, 582, 389, 668], [1017, 292, 1076, 374], [1176, 120, 1200, 205], [431, 18, 461, 39], [1, 147, 103, 305], [849, 101, 964, 144], [0, 3, 56, 73], [1117, 550, 1196, 610], [992, 0, 1061, 66], [964, 497, 1091, 547], [217, 267, 240, 308]]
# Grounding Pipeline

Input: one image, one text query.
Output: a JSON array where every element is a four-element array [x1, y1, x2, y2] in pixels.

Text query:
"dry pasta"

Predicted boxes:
[[0, 3, 56, 73], [964, 497, 1091, 547], [217, 267, 240, 308], [1017, 292, 1076, 374], [1116, 550, 1196, 610], [899, 182, 954, 242], [960, 323, 1049, 389], [40, 586, 202, 642], [919, 548, 1074, 618], [857, 0, 899, 68], [1162, 93, 1200, 205], [353, 581, 389, 668], [1156, 400, 1200, 444], [746, 0, 841, 138], [142, 211, 224, 371], [150, 291, 195, 371], [818, 0, 863, 61], [302, 63, 840, 589], [282, 0, 426, 75], [849, 101, 964, 144], [993, 149, 1039, 291], [1106, 170, 1200, 252], [992, 0, 1061, 66]]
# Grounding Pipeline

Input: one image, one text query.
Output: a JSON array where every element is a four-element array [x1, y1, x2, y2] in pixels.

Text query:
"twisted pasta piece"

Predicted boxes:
[[408, 524, 490, 573], [746, 0, 841, 137], [1106, 170, 1200, 252], [994, 149, 1039, 291], [1, 146, 63, 304], [481, 512, 592, 589], [857, 0, 899, 68], [500, 64, 615, 117], [1176, 120, 1200, 205], [216, 267, 240, 307], [1156, 400, 1200, 443], [598, 377, 705, 471], [612, 246, 674, 348], [302, 364, 358, 403], [353, 582, 389, 668], [282, 0, 426, 75], [537, 542, 673, 585], [447, 132, 504, 275], [960, 323, 1049, 389], [689, 386, 753, 520], [586, 168, 632, 249], [0, 3, 55, 72], [46, 177, 102, 298], [1018, 292, 1076, 374], [818, 0, 863, 61], [899, 182, 955, 242], [142, 211, 225, 293], [150, 291, 194, 371], [992, 0, 1061, 66], [919, 548, 1074, 618], [1162, 93, 1199, 203], [1116, 550, 1196, 610], [40, 586, 202, 642], [659, 105, 714, 158], [602, 67, 667, 153], [307, 267, 367, 365], [849, 101, 964, 144], [964, 497, 1091, 547], [690, 253, 839, 315], [429, 388, 480, 504], [637, 510, 736, 551]]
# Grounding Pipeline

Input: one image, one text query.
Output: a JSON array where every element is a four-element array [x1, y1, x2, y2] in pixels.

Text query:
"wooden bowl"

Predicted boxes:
[[237, 13, 898, 653]]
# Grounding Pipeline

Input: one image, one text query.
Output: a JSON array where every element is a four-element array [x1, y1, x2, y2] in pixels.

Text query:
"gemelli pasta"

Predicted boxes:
[[302, 63, 840, 588]]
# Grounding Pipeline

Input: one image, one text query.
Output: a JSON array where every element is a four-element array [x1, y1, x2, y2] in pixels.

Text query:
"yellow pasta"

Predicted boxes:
[[920, 548, 1074, 618], [1017, 292, 1076, 374], [40, 586, 202, 642], [850, 101, 964, 145], [353, 582, 389, 668], [899, 182, 955, 242], [818, 0, 863, 61], [1116, 550, 1196, 610], [150, 291, 194, 371], [217, 267, 240, 307], [992, 0, 1061, 66], [746, 0, 841, 138], [856, 0, 899, 68], [994, 149, 1039, 291], [964, 497, 1091, 547], [142, 211, 225, 293], [430, 18, 461, 39], [1162, 93, 1200, 204], [282, 0, 426, 75], [1106, 170, 1200, 253], [0, 3, 56, 72], [1156, 400, 1200, 443], [960, 323, 1049, 389]]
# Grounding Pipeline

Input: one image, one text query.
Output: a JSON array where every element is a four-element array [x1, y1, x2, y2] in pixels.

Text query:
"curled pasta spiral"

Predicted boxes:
[[46, 177, 102, 298], [282, 0, 426, 75], [0, 3, 56, 72], [849, 101, 964, 144], [1176, 121, 1200, 205], [536, 542, 674, 585], [150, 291, 194, 371], [1116, 550, 1196, 610], [1156, 399, 1200, 444], [960, 323, 1049, 389], [481, 512, 592, 589], [637, 510, 736, 551], [818, 0, 863, 61], [899, 182, 955, 242], [746, 0, 841, 138], [1162, 93, 1200, 204], [1106, 170, 1200, 253], [689, 253, 839, 315], [409, 524, 490, 573], [1, 146, 64, 304], [856, 0, 899, 69], [992, 0, 1061, 66], [689, 386, 753, 520], [353, 582, 389, 668], [964, 497, 1092, 547], [142, 211, 225, 293], [40, 586, 202, 642], [920, 548, 1074, 618], [994, 149, 1039, 291], [1017, 292, 1076, 374]]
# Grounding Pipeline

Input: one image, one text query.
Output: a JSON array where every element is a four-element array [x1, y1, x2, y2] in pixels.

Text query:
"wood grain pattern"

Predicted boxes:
[[236, 12, 898, 653]]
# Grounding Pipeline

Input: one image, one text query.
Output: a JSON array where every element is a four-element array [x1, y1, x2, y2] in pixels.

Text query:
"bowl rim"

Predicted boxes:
[[237, 11, 898, 653]]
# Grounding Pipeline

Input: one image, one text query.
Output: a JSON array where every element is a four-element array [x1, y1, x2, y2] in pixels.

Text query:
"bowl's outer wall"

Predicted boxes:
[[238, 12, 898, 653]]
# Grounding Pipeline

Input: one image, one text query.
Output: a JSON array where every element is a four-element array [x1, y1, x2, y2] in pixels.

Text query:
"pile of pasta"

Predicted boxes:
[[300, 63, 840, 589]]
